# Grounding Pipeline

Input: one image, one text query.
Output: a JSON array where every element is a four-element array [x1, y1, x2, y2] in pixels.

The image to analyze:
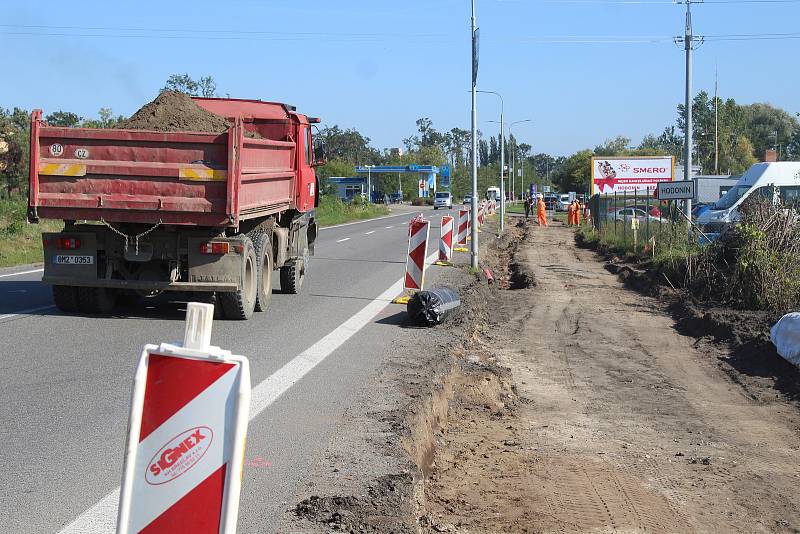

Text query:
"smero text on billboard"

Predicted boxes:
[[591, 156, 675, 194]]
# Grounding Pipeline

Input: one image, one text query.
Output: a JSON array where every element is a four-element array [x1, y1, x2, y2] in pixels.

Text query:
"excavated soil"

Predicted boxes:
[[116, 91, 232, 133], [285, 216, 800, 533]]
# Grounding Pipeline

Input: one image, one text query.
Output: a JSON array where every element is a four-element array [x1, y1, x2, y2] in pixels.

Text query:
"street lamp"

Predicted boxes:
[[364, 164, 375, 202], [477, 90, 506, 232], [489, 118, 530, 202]]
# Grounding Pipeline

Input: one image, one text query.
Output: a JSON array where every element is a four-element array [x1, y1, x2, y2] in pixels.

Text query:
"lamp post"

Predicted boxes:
[[469, 0, 479, 268], [491, 119, 531, 203], [477, 90, 505, 231]]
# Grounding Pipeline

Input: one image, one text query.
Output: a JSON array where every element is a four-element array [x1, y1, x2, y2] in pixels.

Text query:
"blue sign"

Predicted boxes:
[[530, 183, 537, 197], [440, 165, 451, 178], [440, 175, 451, 188]]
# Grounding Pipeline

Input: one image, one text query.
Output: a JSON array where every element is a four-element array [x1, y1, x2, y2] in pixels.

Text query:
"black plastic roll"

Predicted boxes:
[[406, 286, 461, 326]]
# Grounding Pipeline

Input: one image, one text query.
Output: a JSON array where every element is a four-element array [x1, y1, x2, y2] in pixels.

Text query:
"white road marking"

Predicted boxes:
[[319, 211, 414, 231], [0, 304, 56, 321], [336, 237, 350, 243], [385, 226, 393, 229], [0, 267, 43, 279], [364, 231, 375, 235], [58, 250, 441, 534]]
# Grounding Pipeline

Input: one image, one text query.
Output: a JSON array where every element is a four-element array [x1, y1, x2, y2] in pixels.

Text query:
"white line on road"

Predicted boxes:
[[0, 304, 55, 321], [385, 226, 393, 229], [0, 267, 43, 279], [319, 211, 414, 231], [336, 237, 350, 243], [57, 251, 440, 534], [364, 231, 375, 235]]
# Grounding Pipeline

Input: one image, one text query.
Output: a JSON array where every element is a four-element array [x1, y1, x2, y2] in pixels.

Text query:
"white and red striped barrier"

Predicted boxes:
[[478, 203, 485, 226], [117, 303, 250, 534], [457, 209, 469, 246], [438, 215, 454, 263], [404, 215, 430, 290]]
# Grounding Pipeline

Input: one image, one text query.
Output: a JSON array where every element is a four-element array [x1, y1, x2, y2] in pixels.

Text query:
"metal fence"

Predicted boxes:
[[589, 191, 686, 252]]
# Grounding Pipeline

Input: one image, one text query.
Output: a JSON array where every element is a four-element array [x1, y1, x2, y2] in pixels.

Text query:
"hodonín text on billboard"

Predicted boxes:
[[591, 156, 674, 195]]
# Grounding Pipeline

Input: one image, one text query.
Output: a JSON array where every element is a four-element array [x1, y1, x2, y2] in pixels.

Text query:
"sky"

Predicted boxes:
[[2, 0, 799, 157]]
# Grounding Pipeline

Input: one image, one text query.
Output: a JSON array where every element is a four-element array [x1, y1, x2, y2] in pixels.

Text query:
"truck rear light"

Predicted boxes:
[[200, 242, 230, 255], [55, 237, 81, 249]]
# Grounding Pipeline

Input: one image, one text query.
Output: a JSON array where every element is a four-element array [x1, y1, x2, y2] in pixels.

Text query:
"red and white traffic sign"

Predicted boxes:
[[404, 215, 430, 290], [439, 215, 454, 262], [457, 209, 469, 246], [117, 303, 250, 534]]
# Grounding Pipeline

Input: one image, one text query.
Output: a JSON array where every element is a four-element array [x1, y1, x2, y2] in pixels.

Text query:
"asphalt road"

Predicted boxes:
[[0, 204, 452, 534]]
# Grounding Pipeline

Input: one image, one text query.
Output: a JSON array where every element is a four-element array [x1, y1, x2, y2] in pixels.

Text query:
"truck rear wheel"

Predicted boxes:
[[77, 287, 117, 314], [52, 285, 79, 313], [220, 236, 257, 320], [280, 231, 308, 295], [254, 233, 273, 312]]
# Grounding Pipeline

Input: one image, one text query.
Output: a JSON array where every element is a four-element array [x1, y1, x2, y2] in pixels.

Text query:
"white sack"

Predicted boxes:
[[771, 312, 800, 365]]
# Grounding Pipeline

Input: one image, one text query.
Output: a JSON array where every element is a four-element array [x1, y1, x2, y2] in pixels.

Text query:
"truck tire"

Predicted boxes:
[[53, 285, 79, 313], [77, 287, 117, 314], [280, 231, 308, 294], [254, 232, 273, 312], [220, 235, 257, 320]]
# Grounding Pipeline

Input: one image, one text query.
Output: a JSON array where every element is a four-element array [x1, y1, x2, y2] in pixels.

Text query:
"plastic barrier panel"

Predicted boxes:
[[117, 303, 250, 534]]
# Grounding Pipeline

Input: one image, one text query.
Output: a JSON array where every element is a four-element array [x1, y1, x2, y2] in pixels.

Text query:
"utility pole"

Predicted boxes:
[[470, 0, 479, 268], [676, 0, 703, 221], [714, 64, 719, 174]]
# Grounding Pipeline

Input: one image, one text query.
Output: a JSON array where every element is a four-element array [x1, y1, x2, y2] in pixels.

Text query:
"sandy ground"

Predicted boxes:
[[283, 218, 800, 533]]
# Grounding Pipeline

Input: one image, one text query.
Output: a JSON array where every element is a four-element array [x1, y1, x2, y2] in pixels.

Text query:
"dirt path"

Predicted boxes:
[[423, 222, 800, 533]]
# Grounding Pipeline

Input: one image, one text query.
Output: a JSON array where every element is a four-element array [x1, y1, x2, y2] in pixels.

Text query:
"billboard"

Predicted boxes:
[[591, 156, 674, 195]]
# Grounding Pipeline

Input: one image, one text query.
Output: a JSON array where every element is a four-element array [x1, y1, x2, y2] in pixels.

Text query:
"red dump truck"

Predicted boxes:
[[27, 97, 322, 319]]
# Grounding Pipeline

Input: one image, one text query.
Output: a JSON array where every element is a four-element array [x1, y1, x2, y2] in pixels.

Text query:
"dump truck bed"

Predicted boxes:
[[28, 98, 311, 228]]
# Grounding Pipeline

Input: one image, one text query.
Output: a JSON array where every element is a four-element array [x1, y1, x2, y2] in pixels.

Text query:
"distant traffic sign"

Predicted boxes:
[[656, 181, 695, 200]]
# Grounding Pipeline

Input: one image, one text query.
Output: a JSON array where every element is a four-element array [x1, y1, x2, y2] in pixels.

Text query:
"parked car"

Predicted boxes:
[[463, 195, 472, 205], [543, 194, 559, 211], [434, 191, 453, 210], [389, 192, 403, 203], [613, 208, 662, 223]]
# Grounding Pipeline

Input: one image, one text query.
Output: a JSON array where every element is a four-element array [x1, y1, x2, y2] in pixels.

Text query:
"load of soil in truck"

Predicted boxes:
[[115, 91, 231, 133]]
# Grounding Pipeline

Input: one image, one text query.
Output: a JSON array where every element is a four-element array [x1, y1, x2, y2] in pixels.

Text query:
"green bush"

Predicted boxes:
[[315, 196, 390, 227]]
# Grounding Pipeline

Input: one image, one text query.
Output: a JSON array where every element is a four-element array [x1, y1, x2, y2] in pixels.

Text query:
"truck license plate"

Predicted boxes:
[[53, 255, 94, 265]]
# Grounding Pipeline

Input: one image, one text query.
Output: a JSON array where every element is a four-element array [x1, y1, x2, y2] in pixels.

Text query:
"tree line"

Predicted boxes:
[[551, 93, 800, 194]]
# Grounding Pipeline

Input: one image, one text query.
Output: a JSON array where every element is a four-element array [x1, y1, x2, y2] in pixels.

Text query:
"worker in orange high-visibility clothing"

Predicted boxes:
[[567, 200, 576, 225], [574, 199, 582, 225], [537, 194, 548, 227]]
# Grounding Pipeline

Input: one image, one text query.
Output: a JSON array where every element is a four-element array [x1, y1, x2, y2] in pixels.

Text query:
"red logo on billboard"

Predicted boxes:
[[145, 426, 213, 485]]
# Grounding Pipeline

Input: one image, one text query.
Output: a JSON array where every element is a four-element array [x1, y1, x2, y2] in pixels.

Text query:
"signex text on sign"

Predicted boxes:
[[145, 426, 213, 485]]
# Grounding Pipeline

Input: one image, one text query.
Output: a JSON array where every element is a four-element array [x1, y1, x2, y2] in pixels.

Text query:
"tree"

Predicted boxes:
[[0, 107, 30, 197], [45, 111, 82, 127], [81, 108, 125, 129], [162, 74, 218, 97], [552, 150, 593, 194], [478, 139, 489, 166], [197, 76, 217, 98], [741, 102, 798, 161], [594, 136, 631, 156], [318, 125, 380, 164]]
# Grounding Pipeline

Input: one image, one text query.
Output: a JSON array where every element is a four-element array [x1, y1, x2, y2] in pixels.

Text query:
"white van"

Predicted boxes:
[[697, 162, 800, 235], [486, 186, 501, 202]]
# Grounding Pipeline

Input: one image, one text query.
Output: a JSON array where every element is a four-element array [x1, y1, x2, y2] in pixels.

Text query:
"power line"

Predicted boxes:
[[0, 23, 448, 39]]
